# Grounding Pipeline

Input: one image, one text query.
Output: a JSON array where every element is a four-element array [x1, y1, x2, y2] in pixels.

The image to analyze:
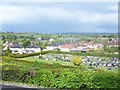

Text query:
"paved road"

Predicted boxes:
[[1, 84, 23, 88], [0, 84, 43, 90]]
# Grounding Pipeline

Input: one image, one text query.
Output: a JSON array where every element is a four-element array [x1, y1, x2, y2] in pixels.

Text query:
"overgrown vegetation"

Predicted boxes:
[[2, 57, 119, 89]]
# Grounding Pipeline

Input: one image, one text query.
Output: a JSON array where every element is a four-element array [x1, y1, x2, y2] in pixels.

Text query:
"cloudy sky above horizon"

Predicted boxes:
[[0, 1, 118, 33]]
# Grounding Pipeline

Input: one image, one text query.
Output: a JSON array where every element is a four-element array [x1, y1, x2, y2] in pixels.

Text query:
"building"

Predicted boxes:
[[26, 44, 41, 53], [59, 44, 76, 52], [9, 44, 24, 54], [49, 38, 55, 42], [8, 43, 41, 54]]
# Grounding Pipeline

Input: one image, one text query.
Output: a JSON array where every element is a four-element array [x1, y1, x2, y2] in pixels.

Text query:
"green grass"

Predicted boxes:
[[18, 57, 75, 66]]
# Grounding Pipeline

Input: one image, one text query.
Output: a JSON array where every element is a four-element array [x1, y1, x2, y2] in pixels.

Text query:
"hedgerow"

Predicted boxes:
[[3, 50, 119, 58], [7, 50, 52, 58]]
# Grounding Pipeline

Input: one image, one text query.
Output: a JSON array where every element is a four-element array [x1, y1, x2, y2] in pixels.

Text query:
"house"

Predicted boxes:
[[9, 43, 41, 54], [22, 50, 35, 54], [3, 41, 13, 49], [44, 45, 58, 51], [49, 38, 55, 42], [26, 44, 41, 52], [43, 43, 61, 51], [9, 44, 24, 54], [36, 38, 42, 41], [87, 42, 95, 49], [108, 41, 119, 47], [59, 43, 76, 52]]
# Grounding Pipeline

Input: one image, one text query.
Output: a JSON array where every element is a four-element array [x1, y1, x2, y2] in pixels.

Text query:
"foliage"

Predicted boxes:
[[2, 57, 119, 89], [22, 39, 31, 47], [3, 47, 12, 56], [7, 34, 17, 40], [7, 51, 52, 58], [36, 42, 48, 51], [41, 34, 51, 40], [72, 56, 82, 66], [51, 51, 119, 58]]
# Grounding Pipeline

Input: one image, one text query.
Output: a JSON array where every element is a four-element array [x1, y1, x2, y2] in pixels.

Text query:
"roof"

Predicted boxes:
[[26, 44, 40, 48], [10, 44, 24, 48], [48, 42, 67, 47], [109, 42, 118, 45], [61, 44, 76, 49]]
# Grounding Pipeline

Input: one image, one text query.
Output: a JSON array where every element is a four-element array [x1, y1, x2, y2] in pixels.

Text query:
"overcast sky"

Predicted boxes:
[[0, 1, 118, 33]]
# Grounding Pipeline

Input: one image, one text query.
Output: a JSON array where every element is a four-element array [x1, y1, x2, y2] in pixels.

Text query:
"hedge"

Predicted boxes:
[[51, 51, 119, 58], [3, 50, 119, 58], [2, 64, 119, 89], [7, 50, 52, 58]]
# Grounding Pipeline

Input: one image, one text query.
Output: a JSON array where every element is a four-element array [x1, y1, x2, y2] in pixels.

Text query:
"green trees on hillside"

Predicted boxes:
[[6, 34, 17, 40]]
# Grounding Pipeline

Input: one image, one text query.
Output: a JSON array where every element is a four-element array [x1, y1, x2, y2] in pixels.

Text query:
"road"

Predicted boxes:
[[0, 84, 45, 90]]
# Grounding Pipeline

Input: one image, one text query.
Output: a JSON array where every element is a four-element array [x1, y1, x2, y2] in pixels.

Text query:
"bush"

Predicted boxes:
[[89, 71, 120, 88], [72, 56, 82, 66], [2, 57, 119, 89]]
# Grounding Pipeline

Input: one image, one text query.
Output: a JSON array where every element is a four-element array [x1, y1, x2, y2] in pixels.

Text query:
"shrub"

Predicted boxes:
[[72, 56, 82, 66], [2, 57, 119, 89], [89, 71, 120, 88]]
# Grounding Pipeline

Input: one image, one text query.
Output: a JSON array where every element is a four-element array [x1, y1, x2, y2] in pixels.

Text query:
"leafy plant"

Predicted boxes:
[[72, 56, 82, 66]]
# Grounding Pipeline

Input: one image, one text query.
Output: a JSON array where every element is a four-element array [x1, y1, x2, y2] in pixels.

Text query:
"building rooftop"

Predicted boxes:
[[10, 44, 24, 48], [26, 44, 40, 48]]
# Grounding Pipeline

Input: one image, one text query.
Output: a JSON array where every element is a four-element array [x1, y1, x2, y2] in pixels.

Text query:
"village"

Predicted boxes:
[[1, 1, 119, 89], [2, 33, 119, 54], [1, 33, 119, 71]]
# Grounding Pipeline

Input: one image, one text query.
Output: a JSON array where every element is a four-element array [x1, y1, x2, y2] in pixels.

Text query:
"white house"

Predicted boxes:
[[59, 48, 70, 52], [59, 44, 76, 52], [3, 46, 8, 50], [26, 44, 41, 52], [49, 38, 55, 42], [9, 43, 41, 54], [9, 44, 24, 54], [3, 41, 13, 50], [36, 38, 42, 41], [45, 46, 58, 51]]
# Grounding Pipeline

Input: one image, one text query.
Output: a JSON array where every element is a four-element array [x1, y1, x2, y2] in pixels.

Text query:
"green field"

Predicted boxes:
[[18, 57, 75, 66]]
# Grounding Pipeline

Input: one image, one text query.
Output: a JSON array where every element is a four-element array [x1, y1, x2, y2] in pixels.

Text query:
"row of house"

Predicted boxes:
[[3, 43, 41, 54], [43, 41, 104, 52], [3, 39, 119, 54]]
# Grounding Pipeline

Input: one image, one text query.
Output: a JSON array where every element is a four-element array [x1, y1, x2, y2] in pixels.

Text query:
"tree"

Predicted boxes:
[[103, 45, 108, 52], [72, 56, 82, 66], [22, 40, 31, 47], [3, 40, 6, 43], [4, 47, 12, 55], [2, 35, 5, 40], [6, 34, 17, 40], [36, 42, 48, 51], [109, 38, 112, 41], [29, 35, 35, 40], [41, 35, 51, 40]]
